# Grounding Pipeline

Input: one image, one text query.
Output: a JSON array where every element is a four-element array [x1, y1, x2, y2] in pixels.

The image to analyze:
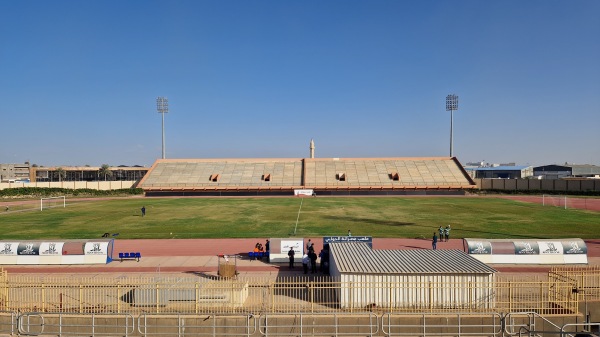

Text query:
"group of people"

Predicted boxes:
[[287, 239, 330, 274], [252, 240, 269, 260], [432, 225, 451, 250], [301, 241, 318, 274]]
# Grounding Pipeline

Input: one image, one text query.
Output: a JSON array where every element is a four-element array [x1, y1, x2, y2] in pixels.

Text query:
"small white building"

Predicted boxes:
[[328, 242, 497, 310]]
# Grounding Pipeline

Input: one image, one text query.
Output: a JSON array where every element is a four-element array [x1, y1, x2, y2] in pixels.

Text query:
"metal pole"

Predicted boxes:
[[161, 111, 166, 159], [450, 109, 454, 157], [446, 94, 458, 158], [156, 97, 169, 159]]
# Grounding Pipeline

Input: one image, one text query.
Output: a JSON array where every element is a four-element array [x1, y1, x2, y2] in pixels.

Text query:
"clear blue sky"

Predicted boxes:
[[1, 1, 599, 167]]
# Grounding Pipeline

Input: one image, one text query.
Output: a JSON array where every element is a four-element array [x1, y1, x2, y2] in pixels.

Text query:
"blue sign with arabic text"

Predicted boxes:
[[323, 236, 372, 248]]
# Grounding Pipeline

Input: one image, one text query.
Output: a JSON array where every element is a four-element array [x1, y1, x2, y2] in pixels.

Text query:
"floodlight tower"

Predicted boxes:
[[156, 97, 169, 159], [446, 94, 458, 157]]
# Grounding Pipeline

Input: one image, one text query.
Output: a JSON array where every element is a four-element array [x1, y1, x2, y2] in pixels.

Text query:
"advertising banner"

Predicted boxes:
[[323, 236, 373, 248], [514, 241, 540, 255], [466, 238, 588, 265], [0, 240, 113, 265], [17, 242, 41, 255], [294, 189, 314, 196], [40, 242, 64, 256], [84, 242, 109, 255], [280, 240, 303, 253], [466, 240, 492, 254], [562, 240, 587, 254], [0, 242, 19, 256], [538, 241, 563, 255]]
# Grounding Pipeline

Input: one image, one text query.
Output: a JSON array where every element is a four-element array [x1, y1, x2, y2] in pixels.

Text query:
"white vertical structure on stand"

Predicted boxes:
[[156, 97, 169, 159], [446, 94, 458, 158]]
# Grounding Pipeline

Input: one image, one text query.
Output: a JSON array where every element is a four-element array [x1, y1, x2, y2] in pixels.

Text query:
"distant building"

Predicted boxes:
[[0, 163, 31, 182], [533, 164, 600, 179], [469, 166, 533, 179], [32, 166, 148, 182], [1, 163, 148, 183]]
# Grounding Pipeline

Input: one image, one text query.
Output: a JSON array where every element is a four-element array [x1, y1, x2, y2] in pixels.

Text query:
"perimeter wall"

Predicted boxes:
[[2, 179, 600, 193], [474, 179, 600, 193], [0, 181, 136, 191]]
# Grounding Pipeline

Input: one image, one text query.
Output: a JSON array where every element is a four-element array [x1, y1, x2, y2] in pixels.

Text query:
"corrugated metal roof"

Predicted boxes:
[[329, 242, 496, 274]]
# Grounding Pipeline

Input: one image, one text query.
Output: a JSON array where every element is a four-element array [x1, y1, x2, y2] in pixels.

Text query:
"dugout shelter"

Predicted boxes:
[[0, 239, 114, 265]]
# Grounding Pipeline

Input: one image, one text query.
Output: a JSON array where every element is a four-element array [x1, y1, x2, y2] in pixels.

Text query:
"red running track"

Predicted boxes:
[[2, 238, 598, 275]]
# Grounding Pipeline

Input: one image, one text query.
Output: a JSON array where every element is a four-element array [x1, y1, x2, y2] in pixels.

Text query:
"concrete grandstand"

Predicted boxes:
[[138, 156, 476, 196]]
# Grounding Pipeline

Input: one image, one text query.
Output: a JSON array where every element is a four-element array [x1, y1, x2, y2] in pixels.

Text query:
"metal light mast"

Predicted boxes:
[[446, 94, 458, 157], [156, 97, 169, 159]]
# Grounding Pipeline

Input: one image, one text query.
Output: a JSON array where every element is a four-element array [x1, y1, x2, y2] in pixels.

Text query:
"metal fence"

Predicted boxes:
[[549, 266, 600, 301], [0, 273, 584, 316]]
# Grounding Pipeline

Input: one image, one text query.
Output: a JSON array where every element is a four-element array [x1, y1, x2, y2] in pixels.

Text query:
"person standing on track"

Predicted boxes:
[[288, 247, 295, 269], [432, 232, 438, 250], [309, 249, 318, 273], [445, 225, 451, 242], [302, 253, 309, 274], [438, 226, 444, 242]]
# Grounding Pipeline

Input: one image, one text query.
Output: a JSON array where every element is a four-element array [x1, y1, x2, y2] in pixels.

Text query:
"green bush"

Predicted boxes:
[[0, 187, 144, 198]]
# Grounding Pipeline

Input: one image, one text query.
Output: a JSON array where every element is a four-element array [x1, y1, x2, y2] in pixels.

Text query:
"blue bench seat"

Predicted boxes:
[[119, 252, 141, 262]]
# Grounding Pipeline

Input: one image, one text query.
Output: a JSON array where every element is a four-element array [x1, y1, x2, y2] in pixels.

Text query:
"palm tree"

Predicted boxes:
[[99, 164, 113, 181], [55, 167, 66, 182]]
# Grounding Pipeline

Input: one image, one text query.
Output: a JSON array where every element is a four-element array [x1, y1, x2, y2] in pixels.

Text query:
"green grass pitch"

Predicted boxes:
[[0, 197, 597, 240]]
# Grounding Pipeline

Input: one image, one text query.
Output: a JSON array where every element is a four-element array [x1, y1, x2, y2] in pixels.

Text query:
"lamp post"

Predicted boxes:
[[446, 94, 458, 157], [156, 97, 169, 159]]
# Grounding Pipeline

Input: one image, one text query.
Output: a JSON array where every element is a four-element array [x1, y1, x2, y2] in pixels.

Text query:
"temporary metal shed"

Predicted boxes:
[[328, 242, 497, 310]]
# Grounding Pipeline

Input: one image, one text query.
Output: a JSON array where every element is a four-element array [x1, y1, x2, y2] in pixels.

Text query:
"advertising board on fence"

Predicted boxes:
[[294, 189, 314, 196]]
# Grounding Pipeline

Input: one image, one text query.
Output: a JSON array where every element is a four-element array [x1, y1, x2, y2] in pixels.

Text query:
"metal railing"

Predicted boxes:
[[561, 322, 600, 336], [504, 311, 573, 337], [18, 312, 135, 336], [258, 313, 378, 336], [0, 274, 582, 316], [0, 310, 17, 336], [0, 311, 594, 337], [381, 312, 503, 336], [550, 266, 600, 301], [138, 313, 256, 336]]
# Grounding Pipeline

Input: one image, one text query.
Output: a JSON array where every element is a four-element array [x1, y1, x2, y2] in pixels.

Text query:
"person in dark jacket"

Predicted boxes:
[[309, 250, 318, 273], [288, 247, 295, 269]]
